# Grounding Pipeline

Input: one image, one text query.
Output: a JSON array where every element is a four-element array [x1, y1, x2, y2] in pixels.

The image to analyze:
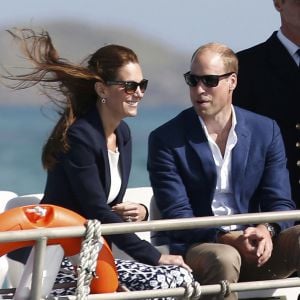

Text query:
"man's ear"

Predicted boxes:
[[273, 0, 282, 12], [229, 73, 237, 91]]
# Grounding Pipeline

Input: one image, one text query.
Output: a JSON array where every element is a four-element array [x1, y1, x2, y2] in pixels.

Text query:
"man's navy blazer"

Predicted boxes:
[[42, 106, 161, 264], [148, 106, 295, 255]]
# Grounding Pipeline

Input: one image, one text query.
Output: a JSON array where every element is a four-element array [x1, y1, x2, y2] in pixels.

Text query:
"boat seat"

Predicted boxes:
[[4, 193, 43, 288], [0, 191, 18, 289], [4, 188, 162, 278]]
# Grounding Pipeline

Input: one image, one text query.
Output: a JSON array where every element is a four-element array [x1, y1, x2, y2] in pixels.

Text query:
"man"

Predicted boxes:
[[147, 42, 300, 300], [233, 0, 300, 208]]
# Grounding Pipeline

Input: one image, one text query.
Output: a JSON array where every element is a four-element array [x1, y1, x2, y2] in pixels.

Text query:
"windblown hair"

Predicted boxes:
[[191, 42, 238, 74], [3, 28, 139, 169]]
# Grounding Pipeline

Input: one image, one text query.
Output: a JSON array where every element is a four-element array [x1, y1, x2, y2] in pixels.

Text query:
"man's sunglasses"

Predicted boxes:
[[106, 79, 148, 95], [184, 72, 234, 88]]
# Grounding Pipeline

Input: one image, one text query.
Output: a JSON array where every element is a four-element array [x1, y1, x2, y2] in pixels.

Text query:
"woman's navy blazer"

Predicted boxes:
[[42, 105, 161, 265]]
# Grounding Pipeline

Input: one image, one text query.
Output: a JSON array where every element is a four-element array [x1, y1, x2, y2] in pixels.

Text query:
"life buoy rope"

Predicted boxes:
[[0, 204, 118, 294], [76, 219, 103, 300]]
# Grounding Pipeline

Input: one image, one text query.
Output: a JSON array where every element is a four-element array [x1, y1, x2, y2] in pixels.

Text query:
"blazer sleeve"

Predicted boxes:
[[252, 120, 295, 230], [62, 125, 161, 265], [148, 130, 216, 243]]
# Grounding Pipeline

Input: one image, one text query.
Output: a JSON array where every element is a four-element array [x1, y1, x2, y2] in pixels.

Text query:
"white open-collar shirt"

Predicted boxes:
[[199, 106, 241, 231]]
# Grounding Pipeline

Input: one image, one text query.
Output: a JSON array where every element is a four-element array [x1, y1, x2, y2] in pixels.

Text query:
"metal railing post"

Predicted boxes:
[[30, 237, 48, 300]]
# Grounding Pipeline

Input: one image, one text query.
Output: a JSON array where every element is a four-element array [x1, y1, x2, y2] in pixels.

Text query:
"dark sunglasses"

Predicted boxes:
[[184, 72, 234, 88], [106, 79, 148, 95]]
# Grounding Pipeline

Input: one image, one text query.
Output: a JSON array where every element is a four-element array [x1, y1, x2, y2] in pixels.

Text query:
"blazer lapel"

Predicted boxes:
[[88, 107, 111, 196], [184, 108, 217, 186], [115, 127, 126, 190], [231, 107, 251, 205], [266, 33, 300, 87]]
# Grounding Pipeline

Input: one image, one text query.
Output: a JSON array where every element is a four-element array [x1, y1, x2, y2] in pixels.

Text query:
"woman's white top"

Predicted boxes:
[[107, 149, 122, 204]]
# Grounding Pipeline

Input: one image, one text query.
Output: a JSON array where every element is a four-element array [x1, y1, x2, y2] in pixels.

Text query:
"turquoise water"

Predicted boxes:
[[0, 105, 185, 195]]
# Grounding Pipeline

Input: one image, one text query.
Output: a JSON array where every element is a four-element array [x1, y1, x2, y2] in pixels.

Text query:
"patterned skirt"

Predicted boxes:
[[52, 257, 194, 300]]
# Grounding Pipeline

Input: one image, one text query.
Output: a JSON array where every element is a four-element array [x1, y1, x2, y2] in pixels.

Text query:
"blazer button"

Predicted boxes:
[[296, 123, 300, 130], [297, 142, 300, 148], [297, 161, 300, 167]]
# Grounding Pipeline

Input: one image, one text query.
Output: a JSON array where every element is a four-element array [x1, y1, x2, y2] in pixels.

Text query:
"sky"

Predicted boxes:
[[1, 0, 280, 55]]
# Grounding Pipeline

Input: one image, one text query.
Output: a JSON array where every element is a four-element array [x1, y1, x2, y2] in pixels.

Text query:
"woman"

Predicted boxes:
[[3, 28, 193, 298]]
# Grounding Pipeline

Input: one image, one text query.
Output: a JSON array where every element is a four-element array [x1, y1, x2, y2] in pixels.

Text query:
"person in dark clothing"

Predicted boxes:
[[233, 0, 300, 208]]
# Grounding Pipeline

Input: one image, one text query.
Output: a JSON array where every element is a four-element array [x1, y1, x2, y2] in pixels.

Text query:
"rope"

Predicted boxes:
[[182, 281, 202, 299], [183, 280, 231, 299], [219, 280, 231, 297], [75, 219, 103, 300]]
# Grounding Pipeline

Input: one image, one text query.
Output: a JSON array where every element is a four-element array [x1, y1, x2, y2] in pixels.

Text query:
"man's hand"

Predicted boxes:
[[217, 226, 273, 267], [244, 225, 273, 267]]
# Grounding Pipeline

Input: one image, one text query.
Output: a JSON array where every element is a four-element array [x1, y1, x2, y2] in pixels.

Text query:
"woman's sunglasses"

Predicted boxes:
[[184, 71, 234, 88], [106, 79, 148, 95]]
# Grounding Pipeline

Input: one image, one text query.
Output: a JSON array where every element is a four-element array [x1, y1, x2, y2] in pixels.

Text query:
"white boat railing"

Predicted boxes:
[[1, 210, 300, 299]]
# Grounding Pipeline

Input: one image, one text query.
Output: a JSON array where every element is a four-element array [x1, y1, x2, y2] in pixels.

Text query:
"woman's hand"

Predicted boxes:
[[158, 254, 192, 272], [112, 202, 147, 222]]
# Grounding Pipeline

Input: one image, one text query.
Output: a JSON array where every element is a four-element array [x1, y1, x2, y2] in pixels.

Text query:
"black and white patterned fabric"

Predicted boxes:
[[52, 258, 77, 296], [51, 257, 194, 300]]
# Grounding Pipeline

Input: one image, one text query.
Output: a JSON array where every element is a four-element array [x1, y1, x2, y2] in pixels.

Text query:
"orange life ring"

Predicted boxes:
[[0, 204, 118, 294]]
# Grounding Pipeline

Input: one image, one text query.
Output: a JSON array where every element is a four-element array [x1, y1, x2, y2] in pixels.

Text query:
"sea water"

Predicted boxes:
[[0, 104, 184, 195]]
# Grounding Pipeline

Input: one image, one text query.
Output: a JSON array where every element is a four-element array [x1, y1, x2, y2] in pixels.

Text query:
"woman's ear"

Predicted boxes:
[[95, 81, 106, 98]]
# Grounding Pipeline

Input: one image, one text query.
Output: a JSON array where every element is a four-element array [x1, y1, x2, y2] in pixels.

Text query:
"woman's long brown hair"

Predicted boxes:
[[2, 28, 139, 170]]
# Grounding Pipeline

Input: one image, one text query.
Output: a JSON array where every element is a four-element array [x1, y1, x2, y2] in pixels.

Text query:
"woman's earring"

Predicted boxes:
[[97, 95, 107, 104]]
